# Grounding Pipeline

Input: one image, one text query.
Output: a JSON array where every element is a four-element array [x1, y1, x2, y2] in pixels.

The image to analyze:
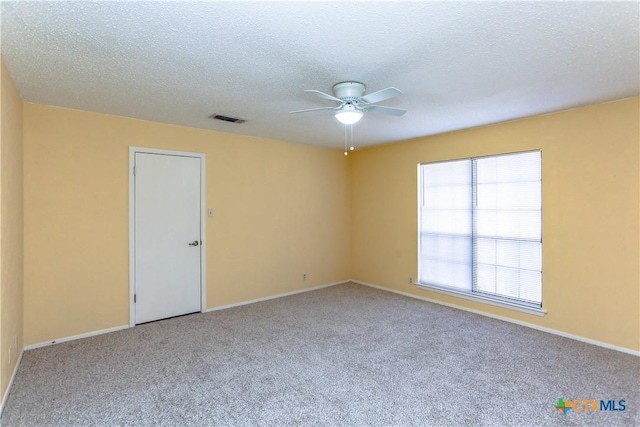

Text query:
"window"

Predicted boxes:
[[418, 151, 542, 310]]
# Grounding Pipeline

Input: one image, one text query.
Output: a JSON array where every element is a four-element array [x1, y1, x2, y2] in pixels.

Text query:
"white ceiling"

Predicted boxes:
[[1, 1, 638, 149]]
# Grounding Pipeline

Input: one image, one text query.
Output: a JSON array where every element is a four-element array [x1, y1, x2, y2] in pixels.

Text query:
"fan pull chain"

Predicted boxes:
[[344, 124, 348, 156], [343, 124, 356, 156], [350, 125, 355, 151]]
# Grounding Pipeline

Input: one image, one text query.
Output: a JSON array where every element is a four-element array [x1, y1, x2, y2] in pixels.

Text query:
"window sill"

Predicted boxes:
[[416, 283, 547, 317]]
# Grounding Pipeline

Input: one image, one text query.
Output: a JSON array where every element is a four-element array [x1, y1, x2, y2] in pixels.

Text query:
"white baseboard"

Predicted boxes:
[[204, 280, 349, 313], [0, 347, 24, 417], [352, 279, 640, 357], [24, 325, 130, 351], [23, 281, 349, 352]]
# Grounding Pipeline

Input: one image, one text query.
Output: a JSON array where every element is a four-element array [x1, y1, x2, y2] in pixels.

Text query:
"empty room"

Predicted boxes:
[[0, 1, 638, 426]]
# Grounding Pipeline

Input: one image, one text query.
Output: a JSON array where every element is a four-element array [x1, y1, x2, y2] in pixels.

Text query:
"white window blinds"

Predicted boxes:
[[419, 151, 542, 307]]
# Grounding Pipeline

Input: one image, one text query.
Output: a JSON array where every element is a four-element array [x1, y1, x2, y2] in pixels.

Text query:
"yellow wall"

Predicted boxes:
[[0, 57, 24, 399], [350, 97, 640, 352], [16, 89, 640, 352], [23, 103, 350, 345]]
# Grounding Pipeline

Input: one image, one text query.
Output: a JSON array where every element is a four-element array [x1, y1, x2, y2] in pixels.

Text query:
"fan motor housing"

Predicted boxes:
[[333, 81, 366, 101]]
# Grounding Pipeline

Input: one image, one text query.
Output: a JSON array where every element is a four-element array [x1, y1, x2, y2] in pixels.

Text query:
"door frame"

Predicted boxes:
[[128, 146, 207, 327]]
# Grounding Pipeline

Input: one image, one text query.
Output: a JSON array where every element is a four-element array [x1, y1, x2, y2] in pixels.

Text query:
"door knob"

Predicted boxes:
[[189, 241, 199, 246]]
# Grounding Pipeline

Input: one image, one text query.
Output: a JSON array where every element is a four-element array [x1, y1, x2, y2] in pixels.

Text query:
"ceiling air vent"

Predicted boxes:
[[209, 114, 246, 124]]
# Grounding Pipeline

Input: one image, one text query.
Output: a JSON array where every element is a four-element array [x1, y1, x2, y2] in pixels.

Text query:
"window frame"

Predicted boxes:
[[417, 150, 545, 316]]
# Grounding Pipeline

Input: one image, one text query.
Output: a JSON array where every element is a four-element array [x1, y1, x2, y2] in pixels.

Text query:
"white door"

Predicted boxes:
[[134, 152, 202, 324]]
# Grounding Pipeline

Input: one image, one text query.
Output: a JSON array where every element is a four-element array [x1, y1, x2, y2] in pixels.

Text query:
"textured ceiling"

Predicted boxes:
[[1, 1, 638, 149]]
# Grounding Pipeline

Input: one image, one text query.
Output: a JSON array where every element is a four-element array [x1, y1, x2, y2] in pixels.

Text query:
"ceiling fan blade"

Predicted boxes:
[[363, 105, 407, 117], [304, 89, 342, 103], [360, 87, 403, 104], [289, 106, 340, 114]]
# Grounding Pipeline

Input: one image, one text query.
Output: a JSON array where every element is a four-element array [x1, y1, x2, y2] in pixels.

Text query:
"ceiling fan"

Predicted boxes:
[[290, 81, 407, 124]]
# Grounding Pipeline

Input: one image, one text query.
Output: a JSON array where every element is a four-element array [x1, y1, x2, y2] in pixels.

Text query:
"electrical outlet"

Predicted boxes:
[[302, 273, 307, 280], [14, 335, 18, 348], [409, 277, 413, 285], [208, 208, 214, 218]]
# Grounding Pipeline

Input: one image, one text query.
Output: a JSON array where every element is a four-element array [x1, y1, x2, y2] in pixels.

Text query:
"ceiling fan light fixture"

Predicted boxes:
[[335, 105, 363, 125]]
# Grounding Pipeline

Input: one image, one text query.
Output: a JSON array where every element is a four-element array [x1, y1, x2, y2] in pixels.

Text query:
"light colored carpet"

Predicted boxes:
[[2, 282, 638, 426]]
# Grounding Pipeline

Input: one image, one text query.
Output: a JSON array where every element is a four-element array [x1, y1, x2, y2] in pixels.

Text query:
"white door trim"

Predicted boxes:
[[129, 146, 207, 327]]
